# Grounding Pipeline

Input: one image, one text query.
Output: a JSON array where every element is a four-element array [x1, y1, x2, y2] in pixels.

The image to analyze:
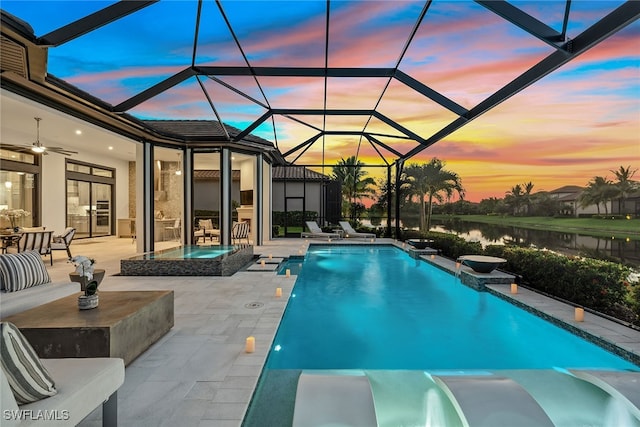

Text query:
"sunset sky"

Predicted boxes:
[[3, 0, 639, 202]]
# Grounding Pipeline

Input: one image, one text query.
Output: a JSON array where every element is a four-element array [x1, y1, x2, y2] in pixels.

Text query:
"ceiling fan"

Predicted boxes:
[[1, 117, 78, 156]]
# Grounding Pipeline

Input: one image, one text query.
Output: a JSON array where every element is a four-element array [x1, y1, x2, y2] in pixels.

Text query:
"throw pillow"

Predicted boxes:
[[0, 251, 51, 292], [0, 322, 57, 404]]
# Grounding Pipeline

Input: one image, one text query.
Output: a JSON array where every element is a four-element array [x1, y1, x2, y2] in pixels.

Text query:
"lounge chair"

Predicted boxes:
[[339, 221, 375, 240], [302, 221, 341, 240]]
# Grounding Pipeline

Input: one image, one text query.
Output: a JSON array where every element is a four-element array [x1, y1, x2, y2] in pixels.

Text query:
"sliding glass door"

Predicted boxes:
[[66, 180, 112, 238]]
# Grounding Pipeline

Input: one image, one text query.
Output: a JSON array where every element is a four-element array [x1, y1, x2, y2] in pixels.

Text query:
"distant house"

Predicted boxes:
[[611, 189, 640, 216], [549, 185, 610, 217], [272, 166, 341, 229]]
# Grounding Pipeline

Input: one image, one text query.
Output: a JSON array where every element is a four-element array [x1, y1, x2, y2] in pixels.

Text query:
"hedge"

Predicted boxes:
[[273, 211, 317, 226]]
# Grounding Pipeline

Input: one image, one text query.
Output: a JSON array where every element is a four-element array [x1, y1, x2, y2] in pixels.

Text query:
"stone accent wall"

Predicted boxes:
[[128, 161, 136, 218]]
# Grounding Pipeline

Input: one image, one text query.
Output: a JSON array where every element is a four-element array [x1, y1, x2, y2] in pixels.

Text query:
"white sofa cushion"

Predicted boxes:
[[31, 358, 124, 426], [0, 282, 78, 318], [0, 251, 51, 292], [0, 322, 57, 404], [0, 358, 125, 426]]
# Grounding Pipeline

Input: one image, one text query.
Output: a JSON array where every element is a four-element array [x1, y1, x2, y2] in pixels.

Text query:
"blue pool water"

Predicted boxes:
[[141, 245, 234, 259], [268, 245, 638, 371]]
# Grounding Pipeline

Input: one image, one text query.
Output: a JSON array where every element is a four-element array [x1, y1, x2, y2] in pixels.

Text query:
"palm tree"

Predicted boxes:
[[579, 176, 617, 215], [504, 184, 524, 216], [331, 156, 376, 220], [403, 158, 464, 232], [521, 181, 535, 215], [610, 165, 638, 215]]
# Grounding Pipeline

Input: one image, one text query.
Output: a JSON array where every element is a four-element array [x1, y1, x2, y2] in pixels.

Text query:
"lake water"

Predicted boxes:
[[430, 219, 639, 267]]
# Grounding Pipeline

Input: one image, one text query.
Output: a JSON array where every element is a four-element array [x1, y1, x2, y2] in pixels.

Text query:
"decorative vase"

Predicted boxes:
[[69, 269, 105, 292], [78, 294, 99, 310]]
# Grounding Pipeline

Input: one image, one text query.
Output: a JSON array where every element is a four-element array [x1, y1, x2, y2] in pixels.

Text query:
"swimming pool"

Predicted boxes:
[[268, 245, 637, 370], [245, 244, 639, 426], [120, 244, 254, 276]]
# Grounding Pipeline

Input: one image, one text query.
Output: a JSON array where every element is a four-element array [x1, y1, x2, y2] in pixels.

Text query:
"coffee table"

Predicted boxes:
[[2, 290, 174, 365]]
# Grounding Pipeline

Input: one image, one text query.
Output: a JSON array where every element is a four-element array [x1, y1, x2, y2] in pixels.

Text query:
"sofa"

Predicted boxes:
[[0, 251, 78, 318], [0, 251, 125, 426], [1, 357, 125, 426]]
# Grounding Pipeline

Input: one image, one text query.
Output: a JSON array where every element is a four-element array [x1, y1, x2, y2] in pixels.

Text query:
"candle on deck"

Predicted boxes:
[[575, 307, 584, 322], [245, 336, 255, 353], [260, 259, 266, 267], [285, 269, 291, 278], [510, 283, 518, 294], [275, 287, 282, 297]]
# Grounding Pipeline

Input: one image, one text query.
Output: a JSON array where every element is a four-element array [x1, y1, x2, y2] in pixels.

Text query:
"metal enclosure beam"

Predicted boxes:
[[39, 1, 158, 46], [403, 0, 640, 160]]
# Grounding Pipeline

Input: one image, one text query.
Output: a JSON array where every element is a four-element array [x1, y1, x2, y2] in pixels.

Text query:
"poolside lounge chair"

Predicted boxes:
[[293, 372, 377, 427], [301, 221, 341, 240], [339, 221, 376, 240]]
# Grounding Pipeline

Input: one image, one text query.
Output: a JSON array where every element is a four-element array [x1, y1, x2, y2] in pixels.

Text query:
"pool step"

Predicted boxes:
[[246, 256, 285, 272]]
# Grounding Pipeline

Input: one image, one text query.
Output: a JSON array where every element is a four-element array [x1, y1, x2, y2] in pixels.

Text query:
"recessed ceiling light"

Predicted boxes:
[[75, 130, 82, 135], [108, 146, 113, 150]]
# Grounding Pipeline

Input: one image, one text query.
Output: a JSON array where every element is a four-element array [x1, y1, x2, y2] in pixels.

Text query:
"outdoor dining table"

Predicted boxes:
[[0, 233, 22, 253]]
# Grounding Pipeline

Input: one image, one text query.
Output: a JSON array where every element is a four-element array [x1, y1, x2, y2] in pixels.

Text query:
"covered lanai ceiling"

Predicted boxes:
[[1, 1, 638, 169]]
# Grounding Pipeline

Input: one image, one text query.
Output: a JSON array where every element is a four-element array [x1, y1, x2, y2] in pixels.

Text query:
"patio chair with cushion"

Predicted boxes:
[[302, 221, 341, 241], [339, 221, 376, 240], [165, 218, 181, 241], [232, 221, 250, 244], [50, 227, 76, 259], [17, 230, 53, 265], [194, 219, 219, 243]]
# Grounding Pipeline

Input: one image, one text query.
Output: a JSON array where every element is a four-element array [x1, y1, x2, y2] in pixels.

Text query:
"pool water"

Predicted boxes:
[[140, 245, 234, 259], [277, 256, 305, 275], [268, 245, 638, 371]]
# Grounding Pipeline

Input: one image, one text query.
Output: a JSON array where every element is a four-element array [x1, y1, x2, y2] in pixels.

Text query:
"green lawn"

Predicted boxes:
[[433, 215, 640, 238]]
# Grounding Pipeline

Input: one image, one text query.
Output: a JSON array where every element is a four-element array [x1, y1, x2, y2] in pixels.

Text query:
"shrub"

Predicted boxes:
[[272, 211, 318, 226]]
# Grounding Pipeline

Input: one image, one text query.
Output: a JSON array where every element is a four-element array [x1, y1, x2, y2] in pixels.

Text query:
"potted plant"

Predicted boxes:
[[69, 256, 103, 310], [0, 208, 31, 232]]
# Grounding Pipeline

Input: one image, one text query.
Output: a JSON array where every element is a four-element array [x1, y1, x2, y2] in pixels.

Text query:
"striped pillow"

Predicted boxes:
[[0, 251, 51, 292], [0, 322, 57, 404]]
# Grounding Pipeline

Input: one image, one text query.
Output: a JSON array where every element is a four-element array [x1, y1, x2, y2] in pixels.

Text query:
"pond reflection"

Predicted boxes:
[[430, 219, 640, 268]]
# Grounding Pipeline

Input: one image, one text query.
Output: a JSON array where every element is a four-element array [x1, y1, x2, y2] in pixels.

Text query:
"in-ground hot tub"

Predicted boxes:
[[120, 245, 254, 276]]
